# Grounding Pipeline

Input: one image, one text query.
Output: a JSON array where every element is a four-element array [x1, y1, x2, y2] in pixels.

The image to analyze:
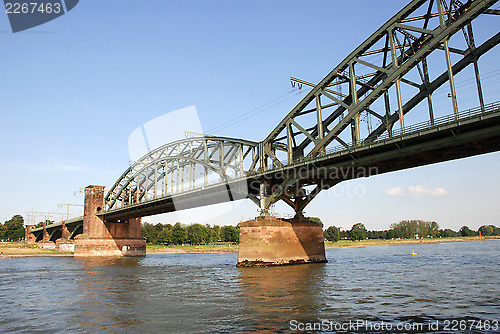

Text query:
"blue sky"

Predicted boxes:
[[0, 0, 499, 231]]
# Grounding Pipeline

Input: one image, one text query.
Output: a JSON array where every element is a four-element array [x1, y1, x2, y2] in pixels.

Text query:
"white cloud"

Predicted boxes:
[[385, 186, 406, 197], [408, 185, 448, 196], [386, 185, 449, 197]]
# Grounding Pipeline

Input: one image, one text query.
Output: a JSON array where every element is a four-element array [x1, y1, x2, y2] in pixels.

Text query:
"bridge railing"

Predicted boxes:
[[273, 101, 500, 169], [104, 101, 500, 211], [375, 102, 499, 142]]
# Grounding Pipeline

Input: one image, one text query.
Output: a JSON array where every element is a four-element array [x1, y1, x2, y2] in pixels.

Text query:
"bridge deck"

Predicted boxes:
[[101, 102, 500, 221], [33, 102, 500, 230]]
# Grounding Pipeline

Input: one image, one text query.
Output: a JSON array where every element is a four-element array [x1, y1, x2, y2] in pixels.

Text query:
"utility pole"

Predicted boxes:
[[27, 211, 65, 226], [73, 188, 85, 196], [58, 204, 84, 220], [25, 207, 36, 225]]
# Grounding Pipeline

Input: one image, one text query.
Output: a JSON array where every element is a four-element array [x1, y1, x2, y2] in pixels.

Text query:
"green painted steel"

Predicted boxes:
[[38, 0, 500, 236]]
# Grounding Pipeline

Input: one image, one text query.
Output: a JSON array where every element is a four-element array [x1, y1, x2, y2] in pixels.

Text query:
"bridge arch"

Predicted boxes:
[[49, 229, 62, 242], [261, 0, 500, 166], [252, 0, 500, 215], [70, 224, 83, 240], [105, 136, 259, 211]]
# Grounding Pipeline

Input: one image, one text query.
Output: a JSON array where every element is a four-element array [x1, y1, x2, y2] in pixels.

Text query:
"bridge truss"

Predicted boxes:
[[255, 0, 500, 214], [104, 0, 500, 218], [105, 137, 259, 211], [32, 0, 500, 233]]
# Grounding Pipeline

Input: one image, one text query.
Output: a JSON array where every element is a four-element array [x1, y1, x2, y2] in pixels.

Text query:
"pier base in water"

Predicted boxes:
[[74, 237, 146, 257], [237, 216, 327, 267], [74, 185, 146, 257]]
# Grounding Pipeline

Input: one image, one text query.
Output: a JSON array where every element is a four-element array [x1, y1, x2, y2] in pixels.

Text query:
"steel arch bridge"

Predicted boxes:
[[30, 0, 500, 240], [105, 136, 260, 211], [252, 0, 500, 214]]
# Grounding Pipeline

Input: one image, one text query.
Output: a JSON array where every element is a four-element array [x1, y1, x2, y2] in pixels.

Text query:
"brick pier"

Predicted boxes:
[[237, 216, 327, 266], [74, 185, 146, 257]]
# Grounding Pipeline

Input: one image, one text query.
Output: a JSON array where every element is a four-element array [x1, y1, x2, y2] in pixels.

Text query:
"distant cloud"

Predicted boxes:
[[385, 186, 406, 196], [385, 185, 449, 197], [408, 185, 448, 196]]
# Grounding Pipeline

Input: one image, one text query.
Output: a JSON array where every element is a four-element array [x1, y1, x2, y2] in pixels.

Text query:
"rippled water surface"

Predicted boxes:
[[0, 240, 499, 333]]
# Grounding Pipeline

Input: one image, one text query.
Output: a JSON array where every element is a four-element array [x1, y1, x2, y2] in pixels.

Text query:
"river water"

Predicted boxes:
[[0, 240, 498, 333]]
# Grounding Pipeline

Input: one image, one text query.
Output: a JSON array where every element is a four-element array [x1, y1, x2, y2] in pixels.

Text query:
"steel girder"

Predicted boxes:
[[366, 31, 500, 142], [105, 137, 258, 211], [33, 0, 500, 231], [261, 0, 499, 167], [250, 0, 499, 214], [103, 0, 499, 216]]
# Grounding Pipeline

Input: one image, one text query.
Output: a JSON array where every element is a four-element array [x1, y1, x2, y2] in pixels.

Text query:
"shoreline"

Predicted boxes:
[[324, 235, 499, 249], [147, 244, 238, 255], [1, 237, 498, 257], [0, 253, 73, 259]]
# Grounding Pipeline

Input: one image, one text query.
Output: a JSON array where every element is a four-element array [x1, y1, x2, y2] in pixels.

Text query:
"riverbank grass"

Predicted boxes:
[[2, 237, 497, 257], [147, 243, 239, 254], [0, 242, 58, 256]]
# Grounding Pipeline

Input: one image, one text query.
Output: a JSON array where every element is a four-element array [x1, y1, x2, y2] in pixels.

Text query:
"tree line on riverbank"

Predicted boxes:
[[141, 222, 239, 245], [0, 215, 25, 241], [323, 219, 500, 242], [2, 214, 499, 245]]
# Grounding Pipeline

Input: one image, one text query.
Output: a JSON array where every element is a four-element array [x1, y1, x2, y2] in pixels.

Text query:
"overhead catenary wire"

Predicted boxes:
[[206, 89, 304, 134], [208, 64, 499, 138]]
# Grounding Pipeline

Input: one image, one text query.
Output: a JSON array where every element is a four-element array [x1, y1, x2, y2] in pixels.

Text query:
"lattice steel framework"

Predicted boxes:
[[105, 137, 259, 211], [105, 0, 499, 217], [253, 0, 500, 215], [30, 0, 500, 237]]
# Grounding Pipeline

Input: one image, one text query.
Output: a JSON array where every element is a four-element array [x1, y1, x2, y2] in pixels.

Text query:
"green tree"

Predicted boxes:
[[386, 229, 397, 239], [221, 225, 239, 243], [350, 223, 367, 241], [339, 230, 349, 240], [390, 220, 419, 239], [440, 228, 459, 238], [478, 225, 498, 236], [0, 223, 6, 240], [4, 215, 25, 241], [171, 223, 188, 245], [211, 225, 222, 243], [187, 224, 209, 245], [416, 220, 439, 237], [157, 225, 173, 244], [371, 230, 387, 239], [154, 223, 165, 239], [323, 226, 340, 242], [459, 225, 477, 237], [309, 217, 323, 225], [142, 223, 159, 244], [389, 223, 403, 239]]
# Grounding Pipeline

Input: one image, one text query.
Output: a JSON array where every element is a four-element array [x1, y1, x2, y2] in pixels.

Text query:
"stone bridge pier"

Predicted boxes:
[[74, 185, 146, 257], [237, 182, 327, 266], [237, 216, 327, 267], [24, 225, 36, 244]]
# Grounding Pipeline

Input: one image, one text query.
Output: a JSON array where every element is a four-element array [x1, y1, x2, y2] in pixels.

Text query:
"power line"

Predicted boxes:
[[206, 90, 304, 134], [58, 203, 84, 221]]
